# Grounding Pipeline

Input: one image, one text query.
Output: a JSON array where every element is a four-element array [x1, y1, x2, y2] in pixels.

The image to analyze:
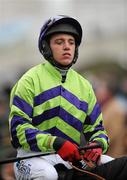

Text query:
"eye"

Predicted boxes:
[[55, 39, 63, 45], [69, 40, 75, 45]]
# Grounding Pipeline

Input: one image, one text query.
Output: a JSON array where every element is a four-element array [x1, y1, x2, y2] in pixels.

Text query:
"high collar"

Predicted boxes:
[[44, 62, 70, 83]]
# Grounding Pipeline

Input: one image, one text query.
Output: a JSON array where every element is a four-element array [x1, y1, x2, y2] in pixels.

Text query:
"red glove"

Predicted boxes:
[[53, 137, 80, 162], [83, 142, 102, 164], [57, 141, 81, 162]]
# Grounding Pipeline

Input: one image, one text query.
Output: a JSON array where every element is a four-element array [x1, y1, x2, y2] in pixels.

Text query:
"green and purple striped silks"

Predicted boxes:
[[9, 62, 109, 153]]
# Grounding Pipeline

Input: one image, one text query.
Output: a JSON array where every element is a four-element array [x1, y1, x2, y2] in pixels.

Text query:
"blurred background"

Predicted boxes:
[[0, 0, 127, 179]]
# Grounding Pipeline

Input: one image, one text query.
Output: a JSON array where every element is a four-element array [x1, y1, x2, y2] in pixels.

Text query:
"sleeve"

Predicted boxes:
[[83, 83, 109, 153], [9, 75, 56, 153]]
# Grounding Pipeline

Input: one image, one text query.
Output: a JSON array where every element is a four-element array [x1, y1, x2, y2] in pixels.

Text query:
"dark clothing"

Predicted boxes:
[[57, 156, 127, 180], [91, 156, 127, 180]]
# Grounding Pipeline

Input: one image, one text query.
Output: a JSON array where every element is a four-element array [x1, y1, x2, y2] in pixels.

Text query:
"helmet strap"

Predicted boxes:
[[41, 40, 79, 70]]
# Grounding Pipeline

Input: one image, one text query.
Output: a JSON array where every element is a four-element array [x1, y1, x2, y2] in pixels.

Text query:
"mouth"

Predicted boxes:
[[63, 53, 71, 57]]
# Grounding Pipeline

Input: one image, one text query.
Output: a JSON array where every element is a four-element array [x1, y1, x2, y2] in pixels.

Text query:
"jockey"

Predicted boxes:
[[9, 15, 127, 180]]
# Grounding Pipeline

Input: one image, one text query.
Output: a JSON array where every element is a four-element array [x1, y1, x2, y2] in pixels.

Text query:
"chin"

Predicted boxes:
[[62, 60, 73, 66]]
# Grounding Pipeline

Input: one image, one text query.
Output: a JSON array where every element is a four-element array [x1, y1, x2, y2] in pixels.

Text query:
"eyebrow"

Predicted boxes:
[[54, 38, 75, 41]]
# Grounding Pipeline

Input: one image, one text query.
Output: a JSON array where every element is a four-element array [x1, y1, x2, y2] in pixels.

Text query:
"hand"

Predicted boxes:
[[83, 142, 102, 164], [58, 141, 81, 162], [53, 138, 81, 162]]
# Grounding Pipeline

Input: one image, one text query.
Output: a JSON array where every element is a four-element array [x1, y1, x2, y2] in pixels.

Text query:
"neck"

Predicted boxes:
[[55, 66, 68, 83]]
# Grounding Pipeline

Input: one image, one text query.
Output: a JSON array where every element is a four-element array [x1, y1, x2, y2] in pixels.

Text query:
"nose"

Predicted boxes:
[[63, 41, 70, 50]]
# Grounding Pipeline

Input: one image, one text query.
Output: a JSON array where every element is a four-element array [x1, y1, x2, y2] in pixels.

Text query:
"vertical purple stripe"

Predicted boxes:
[[25, 129, 40, 151], [11, 115, 49, 150], [25, 129, 49, 151], [13, 95, 33, 118], [89, 103, 101, 124], [11, 129, 21, 148], [11, 115, 32, 148]]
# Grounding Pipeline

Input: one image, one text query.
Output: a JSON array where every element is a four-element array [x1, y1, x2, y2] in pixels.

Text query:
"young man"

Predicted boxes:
[[9, 15, 127, 179]]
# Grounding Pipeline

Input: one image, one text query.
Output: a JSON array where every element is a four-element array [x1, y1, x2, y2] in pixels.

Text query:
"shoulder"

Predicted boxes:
[[24, 63, 45, 77], [70, 69, 92, 89], [18, 63, 45, 82], [11, 63, 46, 90]]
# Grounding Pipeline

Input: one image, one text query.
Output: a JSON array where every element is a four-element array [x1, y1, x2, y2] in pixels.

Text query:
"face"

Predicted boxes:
[[50, 33, 75, 66]]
